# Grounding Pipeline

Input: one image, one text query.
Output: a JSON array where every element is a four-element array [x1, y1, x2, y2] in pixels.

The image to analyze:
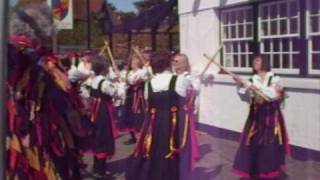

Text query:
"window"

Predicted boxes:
[[221, 7, 254, 72], [307, 0, 320, 74], [219, 0, 320, 76], [259, 0, 300, 74], [259, 1, 300, 38]]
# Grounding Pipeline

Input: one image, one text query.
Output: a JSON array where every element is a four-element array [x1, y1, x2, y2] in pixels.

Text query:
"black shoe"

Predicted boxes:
[[124, 137, 137, 145], [93, 172, 115, 180]]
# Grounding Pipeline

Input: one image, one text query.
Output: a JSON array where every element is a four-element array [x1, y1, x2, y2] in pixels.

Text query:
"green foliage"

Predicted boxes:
[[134, 0, 166, 12], [57, 0, 179, 56]]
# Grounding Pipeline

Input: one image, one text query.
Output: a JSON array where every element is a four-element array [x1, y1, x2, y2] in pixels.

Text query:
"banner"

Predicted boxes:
[[48, 0, 73, 30]]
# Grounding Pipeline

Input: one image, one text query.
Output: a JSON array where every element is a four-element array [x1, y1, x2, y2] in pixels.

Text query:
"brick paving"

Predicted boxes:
[[82, 132, 320, 180]]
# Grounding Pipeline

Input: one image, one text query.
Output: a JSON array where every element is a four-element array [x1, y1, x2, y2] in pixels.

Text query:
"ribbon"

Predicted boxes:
[[90, 98, 101, 123], [274, 111, 283, 144], [165, 106, 178, 159], [246, 122, 256, 145], [143, 108, 156, 158]]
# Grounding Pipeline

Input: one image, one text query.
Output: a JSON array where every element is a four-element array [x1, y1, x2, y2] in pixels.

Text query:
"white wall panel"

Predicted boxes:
[[179, 0, 320, 151]]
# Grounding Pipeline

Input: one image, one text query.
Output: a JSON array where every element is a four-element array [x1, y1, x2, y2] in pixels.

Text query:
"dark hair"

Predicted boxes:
[[252, 54, 271, 74], [150, 50, 171, 74], [60, 57, 72, 70], [90, 55, 109, 75]]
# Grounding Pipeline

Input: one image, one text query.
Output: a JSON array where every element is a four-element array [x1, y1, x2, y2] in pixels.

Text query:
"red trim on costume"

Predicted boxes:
[[188, 110, 200, 169], [9, 149, 19, 171], [231, 165, 286, 179], [185, 90, 200, 169], [9, 35, 33, 48], [7, 99, 16, 133], [80, 150, 113, 159]]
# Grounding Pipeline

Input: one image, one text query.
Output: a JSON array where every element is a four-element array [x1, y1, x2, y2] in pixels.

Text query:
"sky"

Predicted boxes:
[[10, 0, 17, 5], [108, 0, 138, 12], [10, 0, 138, 12]]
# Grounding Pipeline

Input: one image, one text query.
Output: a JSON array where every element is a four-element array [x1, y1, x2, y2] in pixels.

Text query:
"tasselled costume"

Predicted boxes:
[[7, 35, 85, 180]]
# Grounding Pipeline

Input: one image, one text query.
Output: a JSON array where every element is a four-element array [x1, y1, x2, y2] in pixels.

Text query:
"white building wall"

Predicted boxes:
[[179, 9, 220, 74], [179, 0, 252, 14], [179, 0, 320, 151]]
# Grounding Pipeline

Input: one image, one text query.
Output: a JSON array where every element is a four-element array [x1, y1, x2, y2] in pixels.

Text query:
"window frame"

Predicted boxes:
[[220, 6, 254, 72], [219, 0, 320, 77], [306, 0, 320, 75]]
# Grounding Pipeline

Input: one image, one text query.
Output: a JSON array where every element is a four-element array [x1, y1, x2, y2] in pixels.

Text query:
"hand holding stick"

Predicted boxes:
[[132, 46, 148, 66], [132, 45, 154, 78], [98, 43, 108, 56], [203, 53, 272, 102]]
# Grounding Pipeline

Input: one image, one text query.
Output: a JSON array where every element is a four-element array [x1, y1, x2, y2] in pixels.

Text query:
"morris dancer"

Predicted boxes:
[[126, 51, 196, 180], [80, 55, 125, 178], [170, 53, 215, 168], [171, 53, 215, 113], [108, 60, 128, 133], [120, 54, 151, 144], [231, 54, 290, 179], [7, 3, 84, 179]]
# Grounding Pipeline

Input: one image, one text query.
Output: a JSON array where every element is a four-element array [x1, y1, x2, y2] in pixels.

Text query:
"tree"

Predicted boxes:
[[134, 0, 167, 12]]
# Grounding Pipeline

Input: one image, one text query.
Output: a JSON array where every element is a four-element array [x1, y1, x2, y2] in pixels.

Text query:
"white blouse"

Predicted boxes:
[[68, 62, 94, 82], [127, 66, 153, 85], [238, 71, 283, 102], [144, 70, 192, 100], [81, 75, 126, 99]]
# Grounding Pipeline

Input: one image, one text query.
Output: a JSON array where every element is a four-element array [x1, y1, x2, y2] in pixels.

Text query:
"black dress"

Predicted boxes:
[[119, 82, 146, 133], [126, 75, 193, 180], [232, 75, 290, 179], [81, 79, 116, 174]]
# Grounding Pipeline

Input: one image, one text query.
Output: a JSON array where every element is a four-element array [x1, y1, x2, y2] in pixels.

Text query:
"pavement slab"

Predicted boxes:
[[82, 131, 320, 180]]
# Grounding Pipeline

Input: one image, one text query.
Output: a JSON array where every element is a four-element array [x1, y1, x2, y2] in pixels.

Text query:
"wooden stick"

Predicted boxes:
[[203, 53, 238, 79], [103, 41, 121, 78], [132, 45, 154, 78], [98, 44, 107, 56], [132, 45, 147, 66], [203, 53, 272, 102], [200, 45, 223, 77]]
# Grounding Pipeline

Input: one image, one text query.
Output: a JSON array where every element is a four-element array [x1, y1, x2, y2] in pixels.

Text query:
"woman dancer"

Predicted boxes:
[[232, 54, 290, 179], [126, 51, 196, 180], [121, 55, 151, 144], [80, 55, 125, 178]]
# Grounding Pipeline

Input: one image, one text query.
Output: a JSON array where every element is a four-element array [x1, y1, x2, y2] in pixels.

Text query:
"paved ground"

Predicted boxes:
[[82, 131, 320, 180]]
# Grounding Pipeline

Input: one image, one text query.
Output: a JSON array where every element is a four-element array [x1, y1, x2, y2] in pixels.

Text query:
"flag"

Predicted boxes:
[[52, 0, 69, 21], [48, 0, 73, 29]]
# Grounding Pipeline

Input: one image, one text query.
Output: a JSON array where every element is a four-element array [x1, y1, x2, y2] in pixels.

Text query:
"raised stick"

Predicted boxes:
[[200, 45, 223, 77], [132, 45, 154, 78], [103, 41, 121, 78], [203, 53, 272, 102], [132, 45, 147, 66]]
